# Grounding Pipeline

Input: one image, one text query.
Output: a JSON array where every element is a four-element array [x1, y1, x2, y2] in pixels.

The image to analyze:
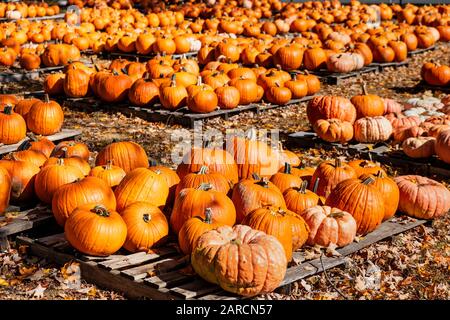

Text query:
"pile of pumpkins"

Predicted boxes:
[[1, 131, 449, 297], [0, 94, 64, 145], [308, 88, 450, 164], [43, 59, 321, 113], [0, 2, 60, 20]]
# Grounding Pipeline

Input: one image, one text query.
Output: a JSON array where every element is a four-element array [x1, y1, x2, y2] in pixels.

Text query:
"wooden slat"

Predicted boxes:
[[16, 236, 178, 300], [0, 129, 81, 156], [170, 279, 222, 299], [0, 207, 54, 237], [143, 271, 193, 289], [280, 218, 426, 286], [196, 292, 239, 300], [98, 252, 147, 269], [36, 233, 66, 246], [121, 255, 189, 281]]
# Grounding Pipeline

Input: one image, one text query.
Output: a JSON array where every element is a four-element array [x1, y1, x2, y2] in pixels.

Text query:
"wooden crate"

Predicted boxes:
[[61, 96, 317, 129], [16, 217, 425, 300], [287, 131, 450, 177], [0, 129, 81, 157]]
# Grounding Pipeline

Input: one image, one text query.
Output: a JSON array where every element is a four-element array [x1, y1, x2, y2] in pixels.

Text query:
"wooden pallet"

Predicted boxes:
[[16, 217, 425, 299], [408, 45, 436, 56], [370, 60, 410, 71], [101, 51, 198, 61], [307, 66, 379, 85], [287, 131, 450, 177], [0, 129, 81, 157], [0, 13, 65, 22], [0, 205, 54, 251], [62, 96, 316, 129]]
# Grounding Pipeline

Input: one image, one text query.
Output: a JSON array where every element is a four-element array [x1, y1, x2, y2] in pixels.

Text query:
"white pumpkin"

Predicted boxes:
[[6, 10, 22, 20]]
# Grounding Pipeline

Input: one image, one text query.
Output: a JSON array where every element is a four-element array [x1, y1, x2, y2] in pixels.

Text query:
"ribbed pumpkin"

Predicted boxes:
[[148, 162, 180, 207], [175, 166, 231, 196], [436, 129, 450, 164], [0, 166, 11, 214], [178, 207, 222, 255], [159, 74, 188, 110], [232, 174, 286, 223], [191, 225, 287, 297], [89, 160, 126, 189], [0, 159, 40, 203], [269, 163, 302, 193], [313, 118, 354, 143], [65, 204, 127, 256], [128, 77, 159, 107], [97, 71, 133, 103], [26, 95, 64, 136], [243, 206, 294, 261], [115, 168, 169, 212], [354, 116, 393, 143], [96, 141, 149, 173], [17, 134, 55, 158], [325, 176, 385, 235], [51, 141, 90, 161], [0, 106, 27, 145], [14, 98, 40, 122], [171, 183, 236, 234], [351, 84, 385, 119], [52, 176, 116, 227], [394, 175, 450, 220], [43, 153, 90, 176], [302, 206, 356, 247], [310, 158, 358, 198], [121, 202, 169, 252], [283, 181, 320, 215], [34, 159, 85, 204], [215, 86, 240, 109], [402, 137, 436, 159], [4, 150, 47, 168], [226, 129, 282, 179], [307, 95, 357, 124], [348, 160, 386, 177]]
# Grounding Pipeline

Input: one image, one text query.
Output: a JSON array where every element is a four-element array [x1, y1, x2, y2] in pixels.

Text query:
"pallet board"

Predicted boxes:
[[16, 217, 425, 300], [408, 45, 436, 56], [370, 60, 410, 71], [0, 13, 65, 22], [62, 96, 316, 128], [307, 66, 379, 85], [0, 205, 54, 251], [0, 129, 81, 156], [287, 131, 450, 177], [100, 51, 198, 61]]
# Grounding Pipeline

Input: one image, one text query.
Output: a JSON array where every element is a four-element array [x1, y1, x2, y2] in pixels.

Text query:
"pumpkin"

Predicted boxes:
[[436, 129, 450, 164], [0, 166, 11, 214], [52, 176, 116, 227], [394, 175, 450, 220], [65, 204, 127, 256], [403, 136, 436, 159], [191, 224, 287, 297], [63, 69, 90, 98], [97, 71, 133, 103], [43, 153, 90, 176], [0, 159, 39, 203], [229, 78, 259, 105], [386, 113, 421, 131], [175, 165, 231, 196], [215, 86, 240, 110], [226, 129, 282, 179], [274, 45, 304, 71], [295, 72, 321, 96], [303, 48, 327, 71], [52, 141, 90, 161], [325, 176, 385, 235], [26, 95, 64, 136], [96, 141, 149, 173], [302, 205, 356, 247], [284, 77, 308, 99], [17, 134, 55, 158], [310, 158, 358, 198], [128, 77, 159, 107], [269, 163, 302, 193], [348, 160, 386, 177], [242, 206, 294, 261], [178, 207, 222, 255], [286, 209, 310, 250], [4, 150, 47, 168], [351, 85, 385, 119], [278, 145, 301, 168], [14, 98, 40, 122], [121, 202, 169, 252], [34, 158, 85, 204], [283, 181, 320, 216], [89, 160, 126, 189], [313, 118, 354, 143], [307, 95, 357, 124], [148, 162, 180, 207], [176, 146, 239, 184], [159, 74, 188, 110], [115, 168, 169, 212], [171, 183, 236, 234], [354, 116, 393, 143], [0, 105, 26, 145], [188, 86, 218, 113], [264, 83, 292, 105], [232, 173, 286, 223]]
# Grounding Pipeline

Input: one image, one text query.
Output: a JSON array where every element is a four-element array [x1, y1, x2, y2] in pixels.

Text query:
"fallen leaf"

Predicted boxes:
[[19, 266, 37, 277], [300, 279, 312, 292], [326, 244, 341, 257], [26, 284, 46, 298], [0, 278, 9, 286], [355, 276, 366, 292], [27, 269, 45, 281]]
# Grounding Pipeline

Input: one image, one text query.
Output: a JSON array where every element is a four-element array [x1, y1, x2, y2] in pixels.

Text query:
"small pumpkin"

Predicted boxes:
[[26, 94, 64, 136], [313, 118, 354, 143], [283, 181, 320, 216], [0, 166, 12, 214], [403, 136, 436, 159], [0, 105, 26, 145], [269, 163, 302, 193], [89, 160, 126, 189]]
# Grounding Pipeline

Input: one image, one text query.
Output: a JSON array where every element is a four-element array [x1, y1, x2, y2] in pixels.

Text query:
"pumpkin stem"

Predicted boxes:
[[26, 132, 38, 142], [92, 205, 110, 217], [313, 177, 320, 193], [329, 211, 345, 218], [362, 83, 368, 95], [284, 162, 291, 174], [362, 176, 375, 185], [299, 180, 308, 193], [56, 158, 65, 166], [2, 105, 13, 115], [204, 208, 213, 224], [335, 158, 342, 167], [170, 74, 176, 86], [17, 140, 32, 151], [149, 159, 158, 167], [252, 173, 261, 181], [105, 160, 114, 169], [198, 166, 208, 175], [44, 94, 50, 103], [143, 213, 150, 223], [375, 170, 384, 178], [112, 70, 119, 76], [198, 183, 213, 191]]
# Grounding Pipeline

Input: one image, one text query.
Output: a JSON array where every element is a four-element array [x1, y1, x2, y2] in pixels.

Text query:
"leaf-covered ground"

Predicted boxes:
[[0, 44, 449, 300]]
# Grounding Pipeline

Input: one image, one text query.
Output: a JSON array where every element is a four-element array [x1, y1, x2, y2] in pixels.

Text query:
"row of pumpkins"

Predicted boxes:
[[0, 94, 64, 145], [307, 92, 450, 164], [0, 135, 449, 296], [0, 2, 60, 20], [42, 59, 321, 112]]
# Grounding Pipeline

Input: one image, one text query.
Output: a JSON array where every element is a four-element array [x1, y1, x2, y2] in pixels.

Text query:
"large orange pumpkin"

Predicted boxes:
[[96, 141, 149, 173]]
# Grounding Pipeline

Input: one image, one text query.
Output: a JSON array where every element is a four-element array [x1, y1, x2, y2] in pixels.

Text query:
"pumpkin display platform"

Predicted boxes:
[[16, 216, 425, 300], [61, 95, 318, 129], [0, 13, 65, 23], [302, 66, 379, 85], [287, 131, 450, 178]]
